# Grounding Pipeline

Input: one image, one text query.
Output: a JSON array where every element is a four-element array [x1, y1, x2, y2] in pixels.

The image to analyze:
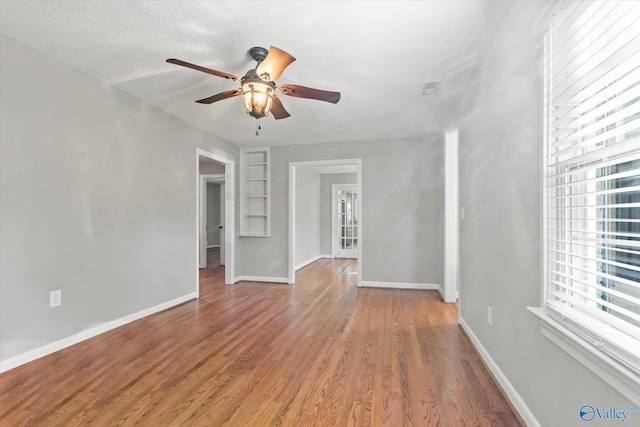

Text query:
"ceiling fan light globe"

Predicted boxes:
[[242, 81, 274, 119]]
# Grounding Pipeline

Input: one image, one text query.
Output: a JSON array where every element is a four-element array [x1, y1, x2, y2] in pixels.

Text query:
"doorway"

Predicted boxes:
[[288, 159, 362, 285], [332, 184, 358, 259], [201, 176, 225, 268], [196, 148, 235, 294]]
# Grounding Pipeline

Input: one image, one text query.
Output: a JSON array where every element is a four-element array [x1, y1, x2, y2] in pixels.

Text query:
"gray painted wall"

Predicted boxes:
[[320, 173, 357, 256], [240, 137, 444, 286], [456, 2, 631, 426], [200, 161, 225, 175], [294, 167, 321, 267], [0, 35, 239, 362]]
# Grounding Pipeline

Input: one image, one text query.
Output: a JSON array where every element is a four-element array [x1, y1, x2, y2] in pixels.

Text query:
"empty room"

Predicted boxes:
[[1, 1, 638, 426]]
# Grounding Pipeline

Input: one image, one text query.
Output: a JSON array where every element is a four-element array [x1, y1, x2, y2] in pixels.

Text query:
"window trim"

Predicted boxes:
[[528, 307, 640, 404], [529, 0, 640, 405]]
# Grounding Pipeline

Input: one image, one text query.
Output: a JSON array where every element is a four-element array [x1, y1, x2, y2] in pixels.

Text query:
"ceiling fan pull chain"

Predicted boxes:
[[255, 119, 261, 136]]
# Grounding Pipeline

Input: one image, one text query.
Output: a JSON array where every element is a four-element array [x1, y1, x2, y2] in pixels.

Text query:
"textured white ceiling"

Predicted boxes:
[[0, 1, 509, 147]]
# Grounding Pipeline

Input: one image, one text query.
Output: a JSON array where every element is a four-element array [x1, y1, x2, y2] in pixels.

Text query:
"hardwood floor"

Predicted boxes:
[[0, 250, 522, 426]]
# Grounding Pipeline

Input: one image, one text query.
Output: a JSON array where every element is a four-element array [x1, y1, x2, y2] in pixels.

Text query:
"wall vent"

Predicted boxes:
[[422, 81, 438, 96]]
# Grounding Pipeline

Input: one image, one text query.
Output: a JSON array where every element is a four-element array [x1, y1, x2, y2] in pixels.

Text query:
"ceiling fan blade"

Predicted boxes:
[[195, 89, 241, 104], [270, 96, 291, 119], [166, 58, 239, 81], [255, 47, 296, 81], [279, 84, 341, 104]]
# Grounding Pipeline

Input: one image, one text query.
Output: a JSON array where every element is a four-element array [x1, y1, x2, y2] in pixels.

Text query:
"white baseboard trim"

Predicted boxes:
[[360, 281, 443, 293], [0, 293, 197, 373], [320, 254, 333, 259], [459, 317, 540, 427], [234, 276, 289, 284], [295, 254, 323, 271]]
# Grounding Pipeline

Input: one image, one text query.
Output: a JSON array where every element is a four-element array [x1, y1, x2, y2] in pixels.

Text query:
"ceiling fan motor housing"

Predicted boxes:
[[248, 47, 269, 64]]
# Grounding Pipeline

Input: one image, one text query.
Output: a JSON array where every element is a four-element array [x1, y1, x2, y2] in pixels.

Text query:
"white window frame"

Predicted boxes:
[[528, 0, 640, 404]]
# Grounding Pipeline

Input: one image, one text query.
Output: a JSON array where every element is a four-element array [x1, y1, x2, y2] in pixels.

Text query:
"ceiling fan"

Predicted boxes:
[[166, 46, 340, 122]]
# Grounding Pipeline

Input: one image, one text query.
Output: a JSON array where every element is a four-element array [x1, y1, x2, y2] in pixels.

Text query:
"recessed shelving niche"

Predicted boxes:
[[240, 147, 270, 236]]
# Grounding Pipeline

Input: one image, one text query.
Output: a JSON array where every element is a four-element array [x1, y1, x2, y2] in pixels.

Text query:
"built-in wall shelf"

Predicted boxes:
[[240, 147, 270, 237]]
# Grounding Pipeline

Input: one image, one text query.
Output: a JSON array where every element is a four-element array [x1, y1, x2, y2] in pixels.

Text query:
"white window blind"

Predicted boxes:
[[543, 0, 640, 374]]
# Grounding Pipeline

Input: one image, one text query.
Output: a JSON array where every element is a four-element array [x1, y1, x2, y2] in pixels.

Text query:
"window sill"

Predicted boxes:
[[527, 307, 640, 405]]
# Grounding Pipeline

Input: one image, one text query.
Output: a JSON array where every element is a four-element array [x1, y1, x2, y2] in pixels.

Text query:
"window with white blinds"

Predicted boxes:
[[543, 0, 640, 374]]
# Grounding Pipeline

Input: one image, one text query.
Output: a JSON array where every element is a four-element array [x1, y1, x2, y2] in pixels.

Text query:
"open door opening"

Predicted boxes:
[[196, 149, 236, 295], [332, 184, 358, 259], [288, 159, 362, 285], [219, 182, 226, 266], [202, 180, 225, 269]]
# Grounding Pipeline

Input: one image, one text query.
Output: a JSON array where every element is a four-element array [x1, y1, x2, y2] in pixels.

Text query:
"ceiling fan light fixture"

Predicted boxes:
[[242, 79, 274, 119], [167, 45, 340, 126]]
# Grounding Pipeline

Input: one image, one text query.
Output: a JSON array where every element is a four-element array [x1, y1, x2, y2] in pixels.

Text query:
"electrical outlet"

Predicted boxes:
[[487, 306, 493, 327], [460, 206, 466, 221], [50, 290, 62, 308]]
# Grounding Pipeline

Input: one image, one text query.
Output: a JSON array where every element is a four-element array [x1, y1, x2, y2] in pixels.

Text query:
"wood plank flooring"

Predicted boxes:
[[0, 250, 522, 426]]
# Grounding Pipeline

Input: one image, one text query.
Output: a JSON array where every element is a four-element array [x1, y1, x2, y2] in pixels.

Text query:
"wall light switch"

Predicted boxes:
[[50, 290, 62, 308]]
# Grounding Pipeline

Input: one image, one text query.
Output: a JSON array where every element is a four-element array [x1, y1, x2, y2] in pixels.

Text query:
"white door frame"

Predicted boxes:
[[288, 159, 362, 286], [196, 148, 235, 294], [332, 184, 359, 259], [199, 174, 225, 268], [444, 128, 459, 304]]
